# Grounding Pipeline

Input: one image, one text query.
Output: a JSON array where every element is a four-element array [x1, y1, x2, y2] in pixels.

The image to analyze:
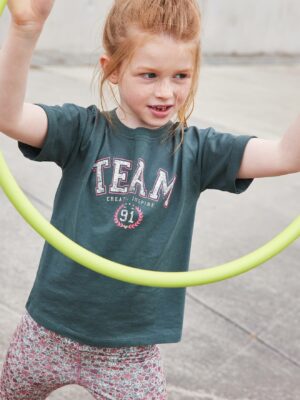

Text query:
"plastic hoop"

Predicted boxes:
[[0, 0, 299, 287], [0, 0, 6, 17], [1, 149, 300, 288]]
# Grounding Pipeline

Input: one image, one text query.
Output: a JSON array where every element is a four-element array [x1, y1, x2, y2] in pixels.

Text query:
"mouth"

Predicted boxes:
[[147, 105, 174, 118], [148, 105, 173, 111]]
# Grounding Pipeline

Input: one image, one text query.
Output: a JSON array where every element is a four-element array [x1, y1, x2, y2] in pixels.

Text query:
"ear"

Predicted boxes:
[[99, 54, 120, 84]]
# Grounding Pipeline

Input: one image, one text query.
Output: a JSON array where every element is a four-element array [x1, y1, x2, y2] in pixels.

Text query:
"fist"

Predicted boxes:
[[7, 0, 55, 29]]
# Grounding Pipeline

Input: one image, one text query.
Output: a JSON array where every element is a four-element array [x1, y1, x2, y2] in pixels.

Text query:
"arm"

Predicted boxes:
[[238, 114, 300, 178], [0, 0, 55, 148]]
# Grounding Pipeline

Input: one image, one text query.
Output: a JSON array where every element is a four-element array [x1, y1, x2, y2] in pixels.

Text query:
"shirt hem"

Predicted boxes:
[[25, 307, 182, 348]]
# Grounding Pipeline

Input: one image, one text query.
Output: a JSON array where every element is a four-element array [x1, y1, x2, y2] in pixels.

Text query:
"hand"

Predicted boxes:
[[7, 0, 55, 30]]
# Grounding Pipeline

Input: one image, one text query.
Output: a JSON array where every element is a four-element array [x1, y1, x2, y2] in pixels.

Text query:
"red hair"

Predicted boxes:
[[94, 0, 202, 139]]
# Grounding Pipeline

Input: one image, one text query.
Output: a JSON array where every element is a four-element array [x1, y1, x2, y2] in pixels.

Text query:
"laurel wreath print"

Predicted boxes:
[[114, 204, 144, 230]]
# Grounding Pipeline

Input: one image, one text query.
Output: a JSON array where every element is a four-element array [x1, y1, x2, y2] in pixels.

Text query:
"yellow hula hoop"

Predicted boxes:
[[0, 0, 6, 17], [0, 149, 300, 288], [0, 1, 299, 287]]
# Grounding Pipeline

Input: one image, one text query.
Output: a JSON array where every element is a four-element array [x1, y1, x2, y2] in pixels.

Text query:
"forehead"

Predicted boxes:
[[128, 34, 196, 71]]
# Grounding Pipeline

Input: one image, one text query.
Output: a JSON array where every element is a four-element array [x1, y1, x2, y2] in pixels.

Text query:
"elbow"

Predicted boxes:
[[278, 140, 300, 175], [0, 124, 16, 140], [292, 161, 300, 174], [279, 154, 300, 175]]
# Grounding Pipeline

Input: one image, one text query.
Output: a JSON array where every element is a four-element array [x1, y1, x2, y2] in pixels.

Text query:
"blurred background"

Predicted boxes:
[[1, 1, 300, 400], [1, 0, 300, 63]]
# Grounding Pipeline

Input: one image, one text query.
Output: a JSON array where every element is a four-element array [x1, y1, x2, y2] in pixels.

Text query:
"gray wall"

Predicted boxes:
[[199, 0, 300, 55], [1, 0, 300, 58]]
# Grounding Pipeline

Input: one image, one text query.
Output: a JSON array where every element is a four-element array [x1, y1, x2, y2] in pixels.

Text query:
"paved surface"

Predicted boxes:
[[0, 59, 300, 400]]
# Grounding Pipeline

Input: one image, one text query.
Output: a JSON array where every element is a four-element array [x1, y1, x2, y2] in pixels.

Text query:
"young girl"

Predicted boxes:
[[0, 0, 299, 399]]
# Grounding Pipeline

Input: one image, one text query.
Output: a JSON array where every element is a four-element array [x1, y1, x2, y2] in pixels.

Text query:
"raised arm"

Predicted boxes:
[[0, 0, 55, 148], [238, 114, 300, 179]]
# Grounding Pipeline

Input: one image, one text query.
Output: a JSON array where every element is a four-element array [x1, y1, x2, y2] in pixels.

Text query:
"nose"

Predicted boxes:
[[154, 78, 173, 99]]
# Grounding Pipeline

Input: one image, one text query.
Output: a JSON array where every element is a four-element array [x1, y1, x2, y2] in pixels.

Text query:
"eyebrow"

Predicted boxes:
[[135, 66, 193, 73]]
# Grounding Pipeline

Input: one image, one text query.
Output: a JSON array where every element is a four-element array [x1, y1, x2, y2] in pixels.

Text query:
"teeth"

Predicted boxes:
[[154, 106, 168, 111]]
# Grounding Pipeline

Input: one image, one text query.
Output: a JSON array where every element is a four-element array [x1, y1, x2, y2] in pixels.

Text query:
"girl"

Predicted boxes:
[[0, 0, 299, 399]]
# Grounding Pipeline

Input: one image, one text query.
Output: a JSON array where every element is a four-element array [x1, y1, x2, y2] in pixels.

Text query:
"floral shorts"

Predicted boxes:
[[0, 312, 167, 400]]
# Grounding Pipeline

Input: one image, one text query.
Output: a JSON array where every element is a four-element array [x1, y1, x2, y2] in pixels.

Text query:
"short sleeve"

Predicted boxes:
[[195, 127, 255, 194], [18, 103, 98, 169]]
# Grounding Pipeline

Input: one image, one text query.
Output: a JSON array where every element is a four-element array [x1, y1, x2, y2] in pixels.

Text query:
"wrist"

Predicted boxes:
[[10, 20, 44, 39]]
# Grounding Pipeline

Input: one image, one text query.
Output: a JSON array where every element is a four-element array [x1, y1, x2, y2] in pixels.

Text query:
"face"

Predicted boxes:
[[101, 34, 195, 129]]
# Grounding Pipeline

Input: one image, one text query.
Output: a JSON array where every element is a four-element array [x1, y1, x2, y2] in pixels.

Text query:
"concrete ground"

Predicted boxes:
[[0, 58, 300, 400]]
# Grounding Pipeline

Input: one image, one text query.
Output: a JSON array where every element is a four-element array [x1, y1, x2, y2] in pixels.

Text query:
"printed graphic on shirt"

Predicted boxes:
[[93, 157, 176, 230], [114, 203, 143, 230]]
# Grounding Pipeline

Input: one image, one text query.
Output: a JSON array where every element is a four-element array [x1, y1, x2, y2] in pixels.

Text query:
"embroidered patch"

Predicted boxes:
[[114, 203, 143, 230]]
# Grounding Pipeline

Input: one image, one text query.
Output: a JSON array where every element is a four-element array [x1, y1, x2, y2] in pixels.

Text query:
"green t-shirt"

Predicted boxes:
[[19, 103, 253, 347]]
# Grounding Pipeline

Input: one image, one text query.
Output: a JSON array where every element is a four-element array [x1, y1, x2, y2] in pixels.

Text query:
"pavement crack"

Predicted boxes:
[[22, 188, 53, 211], [167, 385, 234, 400], [187, 291, 252, 335], [187, 291, 300, 369]]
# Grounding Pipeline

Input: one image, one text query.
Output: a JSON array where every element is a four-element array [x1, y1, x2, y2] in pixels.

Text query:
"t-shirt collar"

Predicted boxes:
[[109, 108, 174, 140]]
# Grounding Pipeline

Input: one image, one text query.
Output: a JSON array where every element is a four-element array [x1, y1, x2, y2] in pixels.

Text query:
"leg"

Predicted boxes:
[[79, 344, 167, 400], [0, 312, 75, 400]]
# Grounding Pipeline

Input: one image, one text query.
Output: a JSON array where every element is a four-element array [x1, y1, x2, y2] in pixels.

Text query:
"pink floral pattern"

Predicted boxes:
[[0, 312, 167, 399]]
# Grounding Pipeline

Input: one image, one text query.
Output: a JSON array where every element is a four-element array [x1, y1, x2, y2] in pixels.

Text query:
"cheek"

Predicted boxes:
[[176, 85, 191, 102], [124, 80, 147, 96], [132, 84, 152, 101]]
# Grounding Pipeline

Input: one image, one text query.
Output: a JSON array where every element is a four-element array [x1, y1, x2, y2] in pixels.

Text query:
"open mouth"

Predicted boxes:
[[148, 105, 173, 111]]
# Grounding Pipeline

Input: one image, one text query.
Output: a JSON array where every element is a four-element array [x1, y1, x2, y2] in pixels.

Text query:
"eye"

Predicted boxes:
[[174, 73, 188, 79], [142, 73, 157, 79]]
